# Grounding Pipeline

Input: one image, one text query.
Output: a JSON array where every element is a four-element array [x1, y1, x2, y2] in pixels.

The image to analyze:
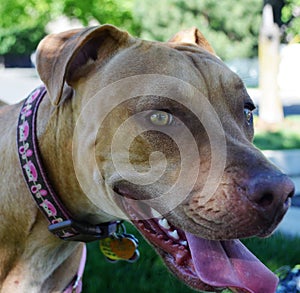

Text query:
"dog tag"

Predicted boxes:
[[99, 234, 139, 262]]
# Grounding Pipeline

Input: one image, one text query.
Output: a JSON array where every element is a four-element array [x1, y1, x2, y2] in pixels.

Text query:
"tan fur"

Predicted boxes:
[[0, 25, 293, 292], [168, 27, 215, 54]]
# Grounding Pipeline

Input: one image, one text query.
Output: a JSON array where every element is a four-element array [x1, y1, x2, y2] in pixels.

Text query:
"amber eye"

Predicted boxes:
[[149, 111, 173, 126], [244, 108, 254, 125]]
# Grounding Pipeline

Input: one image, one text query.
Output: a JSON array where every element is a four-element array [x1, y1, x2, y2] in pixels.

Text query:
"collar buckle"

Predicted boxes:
[[48, 219, 120, 242]]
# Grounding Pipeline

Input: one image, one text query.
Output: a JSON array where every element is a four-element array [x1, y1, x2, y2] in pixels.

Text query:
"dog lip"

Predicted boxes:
[[260, 194, 291, 237], [256, 204, 289, 238], [116, 188, 278, 292], [114, 191, 216, 291], [122, 202, 217, 292], [161, 250, 217, 292]]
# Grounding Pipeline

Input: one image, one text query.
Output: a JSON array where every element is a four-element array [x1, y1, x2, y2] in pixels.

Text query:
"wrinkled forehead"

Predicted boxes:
[[104, 42, 241, 85], [97, 41, 247, 109]]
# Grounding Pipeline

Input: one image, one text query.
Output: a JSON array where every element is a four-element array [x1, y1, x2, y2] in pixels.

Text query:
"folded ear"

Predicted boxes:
[[168, 27, 215, 55], [36, 25, 131, 106]]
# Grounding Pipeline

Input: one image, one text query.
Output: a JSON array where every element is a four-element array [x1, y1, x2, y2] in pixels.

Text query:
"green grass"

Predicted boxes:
[[242, 233, 300, 272], [83, 224, 300, 293], [83, 223, 196, 293], [254, 130, 300, 150], [83, 116, 300, 292], [253, 115, 300, 150]]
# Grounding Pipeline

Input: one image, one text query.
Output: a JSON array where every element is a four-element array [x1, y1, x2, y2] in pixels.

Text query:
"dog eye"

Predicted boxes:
[[149, 110, 174, 126], [244, 108, 254, 125]]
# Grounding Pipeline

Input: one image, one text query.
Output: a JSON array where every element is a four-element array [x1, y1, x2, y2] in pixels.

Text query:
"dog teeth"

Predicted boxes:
[[179, 240, 187, 246], [151, 208, 162, 219], [168, 230, 179, 240], [158, 218, 170, 230]]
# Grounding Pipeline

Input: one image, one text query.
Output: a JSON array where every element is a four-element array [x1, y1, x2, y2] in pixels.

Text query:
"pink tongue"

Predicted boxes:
[[186, 232, 278, 293]]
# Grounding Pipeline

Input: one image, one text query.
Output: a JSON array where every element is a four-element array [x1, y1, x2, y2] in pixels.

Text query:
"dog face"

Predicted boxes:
[[36, 26, 294, 292]]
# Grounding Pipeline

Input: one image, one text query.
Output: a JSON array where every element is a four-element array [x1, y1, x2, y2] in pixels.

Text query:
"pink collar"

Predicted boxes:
[[17, 86, 140, 292], [17, 86, 120, 242]]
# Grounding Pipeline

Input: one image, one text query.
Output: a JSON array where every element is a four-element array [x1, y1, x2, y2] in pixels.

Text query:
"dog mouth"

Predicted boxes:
[[121, 200, 279, 293]]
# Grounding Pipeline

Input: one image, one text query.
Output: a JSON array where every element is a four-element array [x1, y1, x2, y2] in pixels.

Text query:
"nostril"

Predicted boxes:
[[246, 186, 276, 209], [256, 192, 274, 208], [246, 174, 295, 210]]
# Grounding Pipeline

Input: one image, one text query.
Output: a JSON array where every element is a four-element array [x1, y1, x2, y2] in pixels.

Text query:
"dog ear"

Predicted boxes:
[[169, 27, 215, 54], [36, 25, 131, 106]]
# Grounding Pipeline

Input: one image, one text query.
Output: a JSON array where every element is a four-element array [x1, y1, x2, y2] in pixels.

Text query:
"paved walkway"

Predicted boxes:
[[0, 68, 41, 103], [277, 207, 300, 237], [263, 150, 300, 237], [263, 149, 300, 197], [1, 68, 299, 237], [1, 68, 300, 107]]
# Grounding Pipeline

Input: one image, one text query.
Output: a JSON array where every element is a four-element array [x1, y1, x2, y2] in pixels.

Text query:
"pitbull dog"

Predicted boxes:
[[0, 25, 295, 293]]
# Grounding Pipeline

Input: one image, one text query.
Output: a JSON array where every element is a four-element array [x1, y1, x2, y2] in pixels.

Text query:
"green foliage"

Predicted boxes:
[[61, 0, 141, 35], [133, 0, 262, 60], [281, 0, 300, 42], [0, 0, 52, 54], [0, 0, 140, 56], [0, 0, 264, 59], [2, 0, 299, 58]]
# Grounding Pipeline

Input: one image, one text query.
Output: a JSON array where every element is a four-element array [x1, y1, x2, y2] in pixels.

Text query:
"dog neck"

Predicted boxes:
[[36, 87, 114, 225], [0, 88, 86, 292], [0, 86, 113, 292], [0, 224, 83, 292]]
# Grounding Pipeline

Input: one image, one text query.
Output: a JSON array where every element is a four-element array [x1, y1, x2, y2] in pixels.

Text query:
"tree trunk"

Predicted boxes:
[[259, 4, 284, 124]]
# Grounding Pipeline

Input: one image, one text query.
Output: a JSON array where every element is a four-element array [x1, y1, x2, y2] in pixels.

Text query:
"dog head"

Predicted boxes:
[[36, 25, 294, 292]]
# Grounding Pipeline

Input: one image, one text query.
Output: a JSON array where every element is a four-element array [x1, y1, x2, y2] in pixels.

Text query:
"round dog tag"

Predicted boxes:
[[100, 236, 138, 261]]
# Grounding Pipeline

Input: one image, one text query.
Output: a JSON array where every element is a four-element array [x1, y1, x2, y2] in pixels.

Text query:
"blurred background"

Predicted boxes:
[[0, 0, 300, 292], [0, 0, 299, 74]]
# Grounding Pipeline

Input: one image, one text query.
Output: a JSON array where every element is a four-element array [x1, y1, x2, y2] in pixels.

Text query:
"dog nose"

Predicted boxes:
[[246, 173, 295, 211]]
